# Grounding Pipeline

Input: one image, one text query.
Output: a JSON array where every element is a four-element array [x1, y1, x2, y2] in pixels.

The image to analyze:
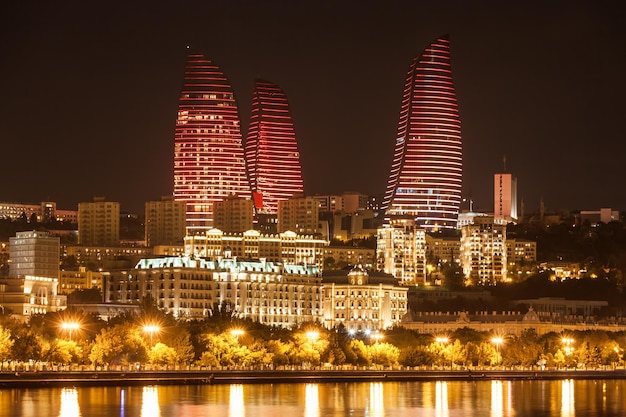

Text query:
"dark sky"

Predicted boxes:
[[2, 1, 625, 215]]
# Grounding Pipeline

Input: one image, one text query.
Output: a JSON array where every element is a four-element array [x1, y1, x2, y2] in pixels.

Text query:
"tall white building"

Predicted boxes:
[[460, 216, 507, 285], [376, 218, 426, 286], [2, 231, 66, 317], [494, 173, 517, 224]]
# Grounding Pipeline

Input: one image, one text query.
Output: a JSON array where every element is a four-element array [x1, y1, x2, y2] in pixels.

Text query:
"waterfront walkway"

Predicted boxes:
[[2, 368, 626, 388]]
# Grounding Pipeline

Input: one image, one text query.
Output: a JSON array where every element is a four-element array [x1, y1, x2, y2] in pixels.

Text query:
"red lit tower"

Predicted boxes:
[[173, 53, 251, 234], [382, 36, 462, 230], [245, 79, 304, 215]]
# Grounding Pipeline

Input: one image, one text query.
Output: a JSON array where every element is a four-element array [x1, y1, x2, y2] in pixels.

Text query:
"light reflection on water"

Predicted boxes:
[[5, 379, 626, 417]]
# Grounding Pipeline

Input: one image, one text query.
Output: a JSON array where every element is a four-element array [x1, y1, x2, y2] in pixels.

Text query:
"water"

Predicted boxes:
[[1, 379, 625, 417]]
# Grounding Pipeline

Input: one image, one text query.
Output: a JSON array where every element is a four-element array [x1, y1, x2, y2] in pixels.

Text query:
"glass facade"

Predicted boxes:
[[173, 53, 250, 233], [382, 36, 462, 230], [245, 79, 304, 214]]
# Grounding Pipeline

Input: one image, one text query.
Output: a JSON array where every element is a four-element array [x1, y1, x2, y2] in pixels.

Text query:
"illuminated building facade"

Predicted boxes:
[[145, 196, 187, 246], [213, 195, 254, 233], [0, 201, 77, 223], [105, 255, 322, 325], [382, 36, 462, 230], [184, 229, 327, 269], [278, 196, 319, 234], [494, 173, 518, 224], [322, 265, 408, 331], [173, 53, 250, 234], [245, 79, 304, 215], [78, 197, 120, 246], [376, 219, 426, 286], [460, 216, 507, 285], [2, 231, 66, 317]]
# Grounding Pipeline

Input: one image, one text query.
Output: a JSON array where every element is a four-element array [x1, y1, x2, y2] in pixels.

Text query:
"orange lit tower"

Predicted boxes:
[[245, 79, 304, 214], [173, 53, 251, 234], [382, 36, 462, 230]]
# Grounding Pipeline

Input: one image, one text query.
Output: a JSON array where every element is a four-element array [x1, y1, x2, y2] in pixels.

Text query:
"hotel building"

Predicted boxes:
[[245, 79, 304, 215], [382, 35, 463, 231], [173, 53, 250, 234], [105, 255, 322, 326]]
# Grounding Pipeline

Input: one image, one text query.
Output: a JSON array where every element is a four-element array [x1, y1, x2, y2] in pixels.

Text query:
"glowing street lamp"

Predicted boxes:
[[61, 322, 79, 341], [230, 329, 245, 341], [491, 337, 504, 366], [435, 337, 449, 345], [143, 325, 160, 345], [372, 332, 384, 343], [306, 331, 319, 342], [561, 337, 575, 356]]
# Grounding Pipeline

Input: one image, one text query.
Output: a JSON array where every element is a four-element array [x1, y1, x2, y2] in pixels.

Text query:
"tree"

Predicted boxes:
[[0, 326, 13, 363], [367, 342, 400, 367], [149, 343, 177, 366]]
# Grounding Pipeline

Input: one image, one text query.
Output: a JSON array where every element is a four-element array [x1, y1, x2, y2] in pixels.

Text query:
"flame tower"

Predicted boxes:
[[173, 53, 250, 234], [382, 35, 462, 230], [245, 79, 304, 214]]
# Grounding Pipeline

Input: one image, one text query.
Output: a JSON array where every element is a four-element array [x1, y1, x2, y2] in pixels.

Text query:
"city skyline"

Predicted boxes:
[[2, 2, 625, 214]]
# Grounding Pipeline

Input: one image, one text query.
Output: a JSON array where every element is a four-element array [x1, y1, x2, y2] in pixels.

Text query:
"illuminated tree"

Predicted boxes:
[[0, 326, 13, 363], [398, 345, 436, 367], [149, 343, 177, 366], [368, 342, 400, 367], [42, 339, 82, 365]]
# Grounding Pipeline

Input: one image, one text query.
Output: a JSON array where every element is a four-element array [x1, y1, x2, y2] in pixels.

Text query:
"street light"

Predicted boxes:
[[435, 337, 450, 369], [561, 337, 575, 356], [61, 322, 80, 341], [143, 325, 160, 345], [491, 337, 504, 366], [230, 329, 244, 341], [372, 332, 384, 344]]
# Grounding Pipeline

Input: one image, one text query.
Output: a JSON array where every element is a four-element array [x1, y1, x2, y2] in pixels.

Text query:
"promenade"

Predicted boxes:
[[2, 368, 626, 388]]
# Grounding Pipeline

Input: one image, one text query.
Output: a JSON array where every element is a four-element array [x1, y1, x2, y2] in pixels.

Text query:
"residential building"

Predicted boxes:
[[144, 196, 186, 246], [460, 216, 507, 285], [78, 197, 120, 246], [278, 196, 319, 235], [376, 218, 426, 286], [59, 266, 104, 294], [213, 195, 254, 233]]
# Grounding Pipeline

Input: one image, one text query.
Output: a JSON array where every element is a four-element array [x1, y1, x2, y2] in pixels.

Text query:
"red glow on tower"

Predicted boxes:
[[245, 79, 304, 214], [382, 36, 462, 230], [173, 53, 251, 233]]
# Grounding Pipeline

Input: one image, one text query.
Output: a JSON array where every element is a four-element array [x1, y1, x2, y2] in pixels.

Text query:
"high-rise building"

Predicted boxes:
[[173, 53, 250, 234], [145, 196, 187, 246], [494, 173, 518, 224], [9, 231, 59, 280], [460, 216, 507, 285], [78, 197, 120, 246], [278, 196, 319, 235], [245, 79, 304, 215], [382, 36, 463, 231], [376, 218, 426, 286], [2, 230, 67, 317], [213, 194, 254, 233]]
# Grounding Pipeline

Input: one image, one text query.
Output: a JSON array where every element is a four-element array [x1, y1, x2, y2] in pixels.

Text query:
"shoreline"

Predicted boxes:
[[2, 369, 626, 388]]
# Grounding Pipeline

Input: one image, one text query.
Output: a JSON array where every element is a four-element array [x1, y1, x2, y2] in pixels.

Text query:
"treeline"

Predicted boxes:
[[0, 304, 623, 370]]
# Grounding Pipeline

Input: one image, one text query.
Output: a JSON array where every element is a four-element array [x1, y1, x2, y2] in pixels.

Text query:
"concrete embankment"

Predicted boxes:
[[2, 369, 626, 388]]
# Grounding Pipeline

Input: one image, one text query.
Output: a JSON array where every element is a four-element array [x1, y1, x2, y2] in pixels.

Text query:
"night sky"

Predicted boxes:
[[2, 1, 625, 215]]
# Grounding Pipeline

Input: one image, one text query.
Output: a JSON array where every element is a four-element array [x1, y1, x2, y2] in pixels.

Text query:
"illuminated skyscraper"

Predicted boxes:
[[494, 173, 518, 224], [173, 53, 250, 234], [245, 79, 304, 214], [382, 36, 462, 230]]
